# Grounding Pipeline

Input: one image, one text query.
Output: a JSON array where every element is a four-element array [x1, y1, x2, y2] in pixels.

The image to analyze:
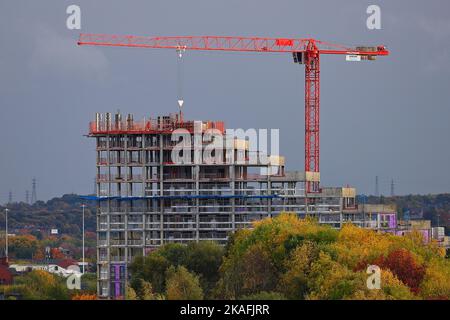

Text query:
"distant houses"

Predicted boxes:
[[8, 259, 86, 278]]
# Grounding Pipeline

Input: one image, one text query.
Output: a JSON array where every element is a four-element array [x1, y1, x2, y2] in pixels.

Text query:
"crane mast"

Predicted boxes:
[[78, 34, 389, 192], [303, 41, 320, 191]]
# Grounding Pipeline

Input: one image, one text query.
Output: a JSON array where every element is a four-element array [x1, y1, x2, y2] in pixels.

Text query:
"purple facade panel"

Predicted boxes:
[[387, 214, 397, 229], [111, 263, 125, 298]]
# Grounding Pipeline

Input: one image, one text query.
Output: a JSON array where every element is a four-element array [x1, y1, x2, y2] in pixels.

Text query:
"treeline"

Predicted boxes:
[[1, 193, 448, 238], [128, 214, 450, 300], [0, 232, 96, 260], [0, 194, 96, 236]]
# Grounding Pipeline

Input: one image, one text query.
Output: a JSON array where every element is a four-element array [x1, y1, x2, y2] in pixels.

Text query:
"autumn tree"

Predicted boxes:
[[420, 257, 450, 299], [240, 291, 286, 300], [125, 285, 138, 300], [8, 235, 38, 259], [15, 270, 71, 300], [306, 252, 369, 300], [50, 248, 65, 260], [165, 266, 203, 300], [279, 241, 319, 299], [33, 247, 45, 260], [240, 243, 277, 295], [72, 294, 97, 300], [125, 214, 450, 300], [373, 248, 425, 293], [214, 213, 450, 300]]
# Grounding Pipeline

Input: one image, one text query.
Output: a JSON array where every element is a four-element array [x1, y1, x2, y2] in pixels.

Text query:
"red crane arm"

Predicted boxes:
[[78, 34, 389, 56]]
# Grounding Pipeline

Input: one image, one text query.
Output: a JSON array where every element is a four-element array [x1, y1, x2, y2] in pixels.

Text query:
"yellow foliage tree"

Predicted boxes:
[[330, 224, 392, 269], [279, 241, 318, 299], [166, 266, 203, 300], [420, 257, 450, 299]]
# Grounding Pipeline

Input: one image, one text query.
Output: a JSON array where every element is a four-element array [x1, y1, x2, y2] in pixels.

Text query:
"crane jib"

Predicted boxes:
[[77, 33, 389, 192]]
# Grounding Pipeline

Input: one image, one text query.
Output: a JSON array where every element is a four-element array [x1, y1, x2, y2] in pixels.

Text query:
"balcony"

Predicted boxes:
[[98, 223, 108, 230], [128, 159, 143, 166], [128, 174, 143, 181], [96, 142, 108, 150], [109, 143, 125, 149], [127, 239, 143, 246], [110, 256, 125, 262], [127, 143, 143, 149], [164, 223, 196, 230], [127, 223, 144, 230], [96, 174, 108, 182], [97, 157, 108, 165], [110, 240, 126, 246], [110, 223, 125, 230], [146, 239, 161, 246], [145, 223, 161, 231], [98, 240, 108, 247], [199, 223, 233, 230], [199, 173, 230, 182], [199, 235, 228, 240], [199, 217, 231, 223], [129, 207, 152, 213]]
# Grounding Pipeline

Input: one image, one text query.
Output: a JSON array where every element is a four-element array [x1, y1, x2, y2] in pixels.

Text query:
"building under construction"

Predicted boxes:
[[89, 111, 397, 299]]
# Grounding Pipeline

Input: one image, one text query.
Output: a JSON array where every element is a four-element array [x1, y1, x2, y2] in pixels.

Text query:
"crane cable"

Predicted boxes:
[[176, 46, 186, 122]]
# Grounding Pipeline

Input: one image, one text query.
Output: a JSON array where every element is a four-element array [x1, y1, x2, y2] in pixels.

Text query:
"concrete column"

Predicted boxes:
[[159, 134, 164, 245]]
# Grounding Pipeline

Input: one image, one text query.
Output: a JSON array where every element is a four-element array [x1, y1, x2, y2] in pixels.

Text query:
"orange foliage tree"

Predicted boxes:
[[50, 248, 65, 259], [373, 248, 426, 293]]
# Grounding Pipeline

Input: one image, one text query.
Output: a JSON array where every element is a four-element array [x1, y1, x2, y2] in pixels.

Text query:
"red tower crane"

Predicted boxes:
[[78, 34, 389, 192]]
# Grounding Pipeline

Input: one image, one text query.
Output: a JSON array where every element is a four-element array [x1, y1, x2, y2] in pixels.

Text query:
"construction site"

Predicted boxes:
[[80, 35, 396, 298], [89, 111, 402, 299]]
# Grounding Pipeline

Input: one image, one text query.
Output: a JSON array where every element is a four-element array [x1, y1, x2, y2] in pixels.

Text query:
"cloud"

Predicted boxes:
[[29, 25, 109, 82]]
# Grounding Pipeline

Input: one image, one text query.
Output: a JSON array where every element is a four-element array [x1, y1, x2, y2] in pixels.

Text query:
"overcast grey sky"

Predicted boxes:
[[1, 0, 449, 201]]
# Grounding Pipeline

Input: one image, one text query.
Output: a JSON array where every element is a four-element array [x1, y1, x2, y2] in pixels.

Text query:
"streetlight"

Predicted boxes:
[[4, 208, 9, 262], [81, 204, 86, 274]]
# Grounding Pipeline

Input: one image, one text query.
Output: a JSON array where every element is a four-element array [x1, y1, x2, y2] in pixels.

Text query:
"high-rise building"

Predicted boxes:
[[88, 111, 396, 299]]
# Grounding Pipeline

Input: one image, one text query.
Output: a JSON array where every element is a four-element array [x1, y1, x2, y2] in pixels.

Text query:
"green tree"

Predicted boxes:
[[129, 254, 170, 294], [157, 243, 188, 266], [129, 241, 224, 298], [184, 241, 224, 296], [165, 266, 203, 300]]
